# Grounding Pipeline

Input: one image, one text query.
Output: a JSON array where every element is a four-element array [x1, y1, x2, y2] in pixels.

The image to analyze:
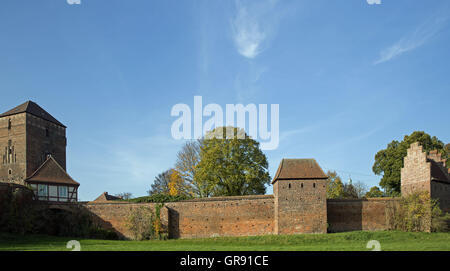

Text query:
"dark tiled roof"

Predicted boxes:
[[93, 192, 123, 202], [428, 159, 450, 183], [25, 156, 79, 186], [272, 158, 328, 184], [0, 100, 66, 127]]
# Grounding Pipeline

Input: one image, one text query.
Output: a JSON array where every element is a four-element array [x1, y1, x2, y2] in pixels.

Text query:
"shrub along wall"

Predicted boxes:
[[0, 183, 117, 239], [83, 195, 274, 239]]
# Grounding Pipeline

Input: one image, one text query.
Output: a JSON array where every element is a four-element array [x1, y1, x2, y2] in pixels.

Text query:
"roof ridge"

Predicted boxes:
[[272, 158, 328, 184], [25, 155, 79, 186], [0, 101, 66, 127]]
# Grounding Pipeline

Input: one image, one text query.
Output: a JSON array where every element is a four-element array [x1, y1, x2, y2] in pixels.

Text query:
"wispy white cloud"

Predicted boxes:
[[280, 112, 348, 143], [374, 16, 448, 65], [231, 0, 282, 59], [73, 135, 184, 199]]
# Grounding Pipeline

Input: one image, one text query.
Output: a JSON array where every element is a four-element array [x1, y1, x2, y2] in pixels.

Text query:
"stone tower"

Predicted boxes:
[[0, 101, 67, 185], [273, 159, 328, 234]]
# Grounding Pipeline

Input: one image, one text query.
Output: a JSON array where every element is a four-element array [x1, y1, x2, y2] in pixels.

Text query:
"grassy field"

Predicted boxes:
[[0, 231, 449, 251]]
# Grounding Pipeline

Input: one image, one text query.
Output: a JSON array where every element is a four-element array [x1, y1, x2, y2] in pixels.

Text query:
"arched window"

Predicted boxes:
[[7, 119, 11, 130]]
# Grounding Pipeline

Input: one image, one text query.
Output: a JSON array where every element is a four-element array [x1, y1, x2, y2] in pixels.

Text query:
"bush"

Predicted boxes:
[[126, 204, 166, 240], [0, 185, 36, 234], [0, 184, 118, 239], [386, 192, 448, 232]]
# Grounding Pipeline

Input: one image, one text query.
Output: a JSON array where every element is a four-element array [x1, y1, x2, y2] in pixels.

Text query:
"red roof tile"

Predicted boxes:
[[93, 192, 123, 202], [25, 156, 79, 186], [272, 159, 328, 184]]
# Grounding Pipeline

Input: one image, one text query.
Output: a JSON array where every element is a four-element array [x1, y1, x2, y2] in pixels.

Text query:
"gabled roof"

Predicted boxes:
[[0, 100, 66, 127], [272, 158, 328, 184], [25, 156, 79, 186], [93, 192, 123, 202]]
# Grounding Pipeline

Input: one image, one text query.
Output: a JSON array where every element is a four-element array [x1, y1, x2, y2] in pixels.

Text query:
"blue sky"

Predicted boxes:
[[1, 0, 449, 201]]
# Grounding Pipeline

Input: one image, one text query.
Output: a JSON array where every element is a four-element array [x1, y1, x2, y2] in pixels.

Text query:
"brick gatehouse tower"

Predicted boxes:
[[0, 101, 79, 202]]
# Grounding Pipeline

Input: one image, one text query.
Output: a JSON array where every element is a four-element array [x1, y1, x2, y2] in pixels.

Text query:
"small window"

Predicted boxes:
[[288, 183, 291, 189], [8, 169, 12, 175], [45, 128, 49, 137], [38, 184, 48, 197], [59, 186, 68, 198], [313, 183, 316, 188], [301, 183, 303, 188], [7, 119, 11, 130]]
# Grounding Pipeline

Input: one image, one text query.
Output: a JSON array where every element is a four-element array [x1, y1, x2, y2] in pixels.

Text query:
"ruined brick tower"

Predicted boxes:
[[0, 101, 78, 201], [401, 142, 450, 212], [273, 159, 328, 234]]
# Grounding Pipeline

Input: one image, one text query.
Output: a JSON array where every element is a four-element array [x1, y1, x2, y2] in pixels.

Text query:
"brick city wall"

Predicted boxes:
[[327, 198, 398, 232], [165, 195, 274, 239], [83, 196, 399, 239], [83, 195, 274, 239], [82, 202, 170, 239]]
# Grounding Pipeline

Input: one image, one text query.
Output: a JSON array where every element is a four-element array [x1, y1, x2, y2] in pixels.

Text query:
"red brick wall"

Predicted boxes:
[[166, 195, 274, 239], [274, 179, 327, 234], [83, 202, 169, 239], [83, 195, 274, 239], [66, 196, 408, 238], [327, 198, 398, 232]]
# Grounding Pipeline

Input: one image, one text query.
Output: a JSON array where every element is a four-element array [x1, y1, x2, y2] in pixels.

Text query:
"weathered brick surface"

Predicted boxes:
[[83, 202, 169, 239], [83, 195, 274, 239], [166, 195, 274, 239], [327, 198, 398, 232], [401, 142, 450, 212], [401, 142, 431, 195], [274, 179, 327, 234], [26, 114, 66, 174], [0, 113, 66, 185], [0, 113, 27, 184]]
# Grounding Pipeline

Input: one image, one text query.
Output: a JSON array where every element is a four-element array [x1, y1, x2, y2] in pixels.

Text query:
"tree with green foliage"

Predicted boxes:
[[326, 170, 344, 199], [194, 127, 270, 196], [372, 131, 448, 196], [365, 186, 384, 198]]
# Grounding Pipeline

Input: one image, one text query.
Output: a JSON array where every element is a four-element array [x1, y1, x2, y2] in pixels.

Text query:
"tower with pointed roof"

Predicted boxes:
[[272, 159, 328, 234], [0, 101, 78, 202]]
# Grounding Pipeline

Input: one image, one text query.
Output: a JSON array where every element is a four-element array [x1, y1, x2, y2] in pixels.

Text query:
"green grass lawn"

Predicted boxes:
[[0, 231, 449, 251]]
